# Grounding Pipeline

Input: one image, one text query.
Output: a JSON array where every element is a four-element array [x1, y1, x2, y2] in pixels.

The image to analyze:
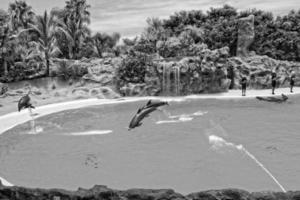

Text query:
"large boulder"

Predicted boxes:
[[119, 83, 147, 96], [236, 15, 255, 57], [81, 58, 121, 86]]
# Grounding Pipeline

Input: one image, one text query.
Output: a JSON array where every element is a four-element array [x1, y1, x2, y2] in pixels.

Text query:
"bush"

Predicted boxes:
[[57, 60, 88, 80], [117, 54, 148, 86]]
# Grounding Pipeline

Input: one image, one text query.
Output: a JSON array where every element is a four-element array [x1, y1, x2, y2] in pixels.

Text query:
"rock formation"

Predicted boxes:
[[228, 55, 300, 89], [0, 182, 299, 200], [236, 15, 255, 58], [145, 47, 231, 95]]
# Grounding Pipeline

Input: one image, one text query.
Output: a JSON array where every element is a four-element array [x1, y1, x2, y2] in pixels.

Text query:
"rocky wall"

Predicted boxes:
[[228, 55, 300, 89], [0, 182, 299, 200], [144, 47, 231, 96]]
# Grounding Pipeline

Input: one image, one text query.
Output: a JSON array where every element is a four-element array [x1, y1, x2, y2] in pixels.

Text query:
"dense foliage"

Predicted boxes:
[[117, 52, 149, 86], [0, 0, 121, 81], [0, 1, 299, 83], [161, 6, 300, 61]]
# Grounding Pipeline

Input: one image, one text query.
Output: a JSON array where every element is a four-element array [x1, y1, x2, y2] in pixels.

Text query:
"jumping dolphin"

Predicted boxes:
[[18, 91, 35, 112], [128, 106, 158, 130]]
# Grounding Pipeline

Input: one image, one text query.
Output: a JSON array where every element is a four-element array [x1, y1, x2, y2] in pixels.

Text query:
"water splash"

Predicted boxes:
[[208, 135, 286, 192], [28, 108, 37, 134], [0, 176, 13, 186]]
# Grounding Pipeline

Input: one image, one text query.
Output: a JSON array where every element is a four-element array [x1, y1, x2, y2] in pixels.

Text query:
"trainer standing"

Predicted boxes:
[[241, 76, 247, 96], [271, 72, 277, 95], [290, 70, 295, 93]]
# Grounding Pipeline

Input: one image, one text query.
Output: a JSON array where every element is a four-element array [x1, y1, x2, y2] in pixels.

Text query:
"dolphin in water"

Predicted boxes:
[[128, 106, 158, 130], [256, 94, 288, 103]]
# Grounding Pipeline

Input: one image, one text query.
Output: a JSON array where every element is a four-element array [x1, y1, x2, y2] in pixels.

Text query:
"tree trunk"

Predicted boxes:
[[3, 59, 8, 76], [45, 51, 50, 77]]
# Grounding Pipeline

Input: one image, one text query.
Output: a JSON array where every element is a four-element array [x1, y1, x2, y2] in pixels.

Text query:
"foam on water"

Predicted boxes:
[[67, 130, 113, 136], [208, 135, 286, 192], [27, 126, 44, 135], [179, 115, 193, 121], [156, 120, 180, 124], [193, 111, 208, 116], [158, 110, 207, 124], [156, 114, 194, 124]]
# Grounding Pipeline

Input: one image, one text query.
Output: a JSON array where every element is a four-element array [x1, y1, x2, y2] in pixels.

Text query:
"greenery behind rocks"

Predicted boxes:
[[0, 1, 299, 95]]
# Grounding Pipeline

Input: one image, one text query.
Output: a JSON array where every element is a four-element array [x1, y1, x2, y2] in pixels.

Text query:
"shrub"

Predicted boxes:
[[117, 54, 148, 86], [57, 60, 88, 80]]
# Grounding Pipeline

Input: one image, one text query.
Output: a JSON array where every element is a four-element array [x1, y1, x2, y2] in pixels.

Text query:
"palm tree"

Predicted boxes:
[[65, 0, 90, 24], [0, 9, 17, 76], [24, 11, 67, 76], [8, 0, 35, 31], [92, 32, 120, 58], [63, 0, 91, 59], [57, 18, 90, 59]]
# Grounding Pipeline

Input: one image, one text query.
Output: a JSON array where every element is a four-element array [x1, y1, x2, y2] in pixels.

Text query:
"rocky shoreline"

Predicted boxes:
[[0, 182, 299, 200]]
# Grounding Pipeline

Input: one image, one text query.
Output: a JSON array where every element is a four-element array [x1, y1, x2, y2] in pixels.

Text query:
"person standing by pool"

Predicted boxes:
[[241, 76, 247, 96], [290, 71, 295, 93], [271, 72, 277, 95]]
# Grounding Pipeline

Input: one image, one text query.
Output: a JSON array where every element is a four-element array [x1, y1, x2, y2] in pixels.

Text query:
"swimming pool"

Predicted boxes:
[[0, 96, 299, 194]]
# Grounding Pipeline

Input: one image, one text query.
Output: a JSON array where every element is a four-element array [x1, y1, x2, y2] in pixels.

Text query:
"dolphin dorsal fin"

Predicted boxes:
[[146, 100, 152, 106], [137, 108, 142, 113]]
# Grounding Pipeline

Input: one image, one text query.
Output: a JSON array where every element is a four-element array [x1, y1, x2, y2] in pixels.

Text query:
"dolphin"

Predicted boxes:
[[128, 106, 158, 130], [256, 94, 288, 103]]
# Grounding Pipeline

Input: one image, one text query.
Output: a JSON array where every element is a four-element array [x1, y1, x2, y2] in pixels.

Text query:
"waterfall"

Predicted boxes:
[[162, 64, 171, 95], [162, 63, 180, 96], [174, 66, 181, 95]]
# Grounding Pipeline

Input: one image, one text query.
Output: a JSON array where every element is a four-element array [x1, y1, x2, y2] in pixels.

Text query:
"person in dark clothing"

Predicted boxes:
[[241, 77, 247, 96], [271, 72, 277, 95], [290, 71, 295, 93]]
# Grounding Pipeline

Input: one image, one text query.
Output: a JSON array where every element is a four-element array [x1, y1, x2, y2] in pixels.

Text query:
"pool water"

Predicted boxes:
[[0, 96, 300, 194]]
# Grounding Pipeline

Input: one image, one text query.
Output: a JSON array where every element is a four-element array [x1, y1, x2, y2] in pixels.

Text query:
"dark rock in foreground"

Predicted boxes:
[[0, 182, 298, 200]]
